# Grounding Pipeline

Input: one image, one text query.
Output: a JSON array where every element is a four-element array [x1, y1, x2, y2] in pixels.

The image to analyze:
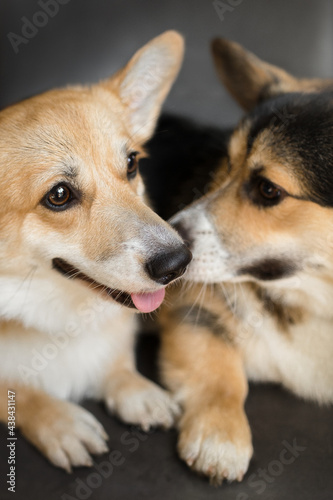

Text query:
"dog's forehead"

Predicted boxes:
[[0, 87, 134, 182], [2, 87, 125, 145], [232, 92, 333, 206], [247, 92, 333, 150]]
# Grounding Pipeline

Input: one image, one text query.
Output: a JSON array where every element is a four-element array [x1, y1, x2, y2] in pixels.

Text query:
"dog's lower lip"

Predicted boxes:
[[52, 258, 136, 308]]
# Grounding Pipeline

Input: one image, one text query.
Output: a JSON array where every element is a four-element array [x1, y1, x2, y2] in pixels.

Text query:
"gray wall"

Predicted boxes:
[[1, 0, 333, 128]]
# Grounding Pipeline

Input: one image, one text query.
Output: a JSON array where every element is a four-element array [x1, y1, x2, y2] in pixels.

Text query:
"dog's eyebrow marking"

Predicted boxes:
[[61, 165, 78, 179], [247, 113, 274, 154], [174, 305, 234, 343], [248, 165, 264, 177], [122, 143, 131, 156]]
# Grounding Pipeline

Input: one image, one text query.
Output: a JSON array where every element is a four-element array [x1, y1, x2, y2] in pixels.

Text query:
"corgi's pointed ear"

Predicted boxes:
[[211, 38, 297, 111], [102, 31, 184, 142], [211, 38, 333, 111]]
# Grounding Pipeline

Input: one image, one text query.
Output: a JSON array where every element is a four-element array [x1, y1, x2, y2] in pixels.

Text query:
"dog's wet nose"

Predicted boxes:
[[146, 245, 192, 285]]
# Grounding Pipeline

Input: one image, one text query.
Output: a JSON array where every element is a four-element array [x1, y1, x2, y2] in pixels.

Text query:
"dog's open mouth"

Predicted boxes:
[[52, 258, 165, 313]]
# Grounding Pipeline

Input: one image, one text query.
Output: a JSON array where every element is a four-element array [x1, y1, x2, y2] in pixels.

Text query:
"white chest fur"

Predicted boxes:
[[0, 271, 137, 401], [236, 278, 333, 403]]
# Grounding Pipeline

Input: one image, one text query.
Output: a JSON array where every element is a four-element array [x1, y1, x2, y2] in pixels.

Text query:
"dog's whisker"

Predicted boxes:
[[22, 266, 38, 306], [177, 281, 207, 328], [2, 266, 37, 306], [194, 282, 207, 328], [218, 281, 231, 309]]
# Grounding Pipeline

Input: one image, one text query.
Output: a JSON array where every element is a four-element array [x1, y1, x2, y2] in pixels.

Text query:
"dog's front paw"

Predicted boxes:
[[21, 399, 109, 472], [178, 405, 253, 484], [105, 372, 180, 431]]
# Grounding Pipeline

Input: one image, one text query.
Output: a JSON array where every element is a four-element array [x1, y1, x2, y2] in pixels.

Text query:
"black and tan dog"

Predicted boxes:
[[155, 39, 333, 484]]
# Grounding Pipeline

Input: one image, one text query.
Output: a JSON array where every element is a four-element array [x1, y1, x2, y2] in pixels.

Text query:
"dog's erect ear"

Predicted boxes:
[[211, 38, 333, 111], [211, 38, 297, 111], [102, 31, 184, 142]]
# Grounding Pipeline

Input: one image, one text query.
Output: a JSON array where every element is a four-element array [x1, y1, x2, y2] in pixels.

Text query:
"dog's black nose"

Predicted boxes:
[[146, 245, 192, 285]]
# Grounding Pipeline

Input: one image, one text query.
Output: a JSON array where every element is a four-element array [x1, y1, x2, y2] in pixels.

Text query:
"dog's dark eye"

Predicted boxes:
[[43, 184, 74, 211], [127, 152, 139, 179], [259, 180, 281, 200], [245, 174, 287, 207]]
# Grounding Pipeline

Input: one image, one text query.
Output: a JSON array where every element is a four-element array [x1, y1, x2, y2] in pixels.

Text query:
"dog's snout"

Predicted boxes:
[[170, 220, 193, 249], [146, 245, 192, 285]]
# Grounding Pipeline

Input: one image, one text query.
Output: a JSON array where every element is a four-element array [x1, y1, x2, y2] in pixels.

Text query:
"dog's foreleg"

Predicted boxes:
[[0, 381, 108, 471], [160, 289, 253, 484], [102, 320, 179, 431]]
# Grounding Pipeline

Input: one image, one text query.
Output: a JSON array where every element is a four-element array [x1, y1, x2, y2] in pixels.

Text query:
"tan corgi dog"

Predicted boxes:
[[0, 31, 192, 472], [160, 39, 333, 484]]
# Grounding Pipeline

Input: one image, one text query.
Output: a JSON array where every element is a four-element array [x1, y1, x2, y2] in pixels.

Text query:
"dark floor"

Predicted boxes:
[[1, 1, 333, 499]]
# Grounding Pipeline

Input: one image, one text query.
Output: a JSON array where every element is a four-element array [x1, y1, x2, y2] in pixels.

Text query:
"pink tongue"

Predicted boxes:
[[131, 288, 166, 313]]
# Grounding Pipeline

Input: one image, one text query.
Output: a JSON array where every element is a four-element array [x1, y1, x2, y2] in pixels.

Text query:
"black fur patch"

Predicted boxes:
[[252, 285, 305, 332], [246, 92, 333, 207], [140, 115, 231, 219], [238, 258, 297, 281], [174, 305, 233, 343]]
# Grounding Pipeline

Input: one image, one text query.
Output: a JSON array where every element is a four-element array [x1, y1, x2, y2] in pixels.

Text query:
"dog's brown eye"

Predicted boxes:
[[245, 174, 287, 207], [259, 180, 281, 200], [127, 152, 139, 179], [43, 184, 74, 211], [48, 185, 71, 206]]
